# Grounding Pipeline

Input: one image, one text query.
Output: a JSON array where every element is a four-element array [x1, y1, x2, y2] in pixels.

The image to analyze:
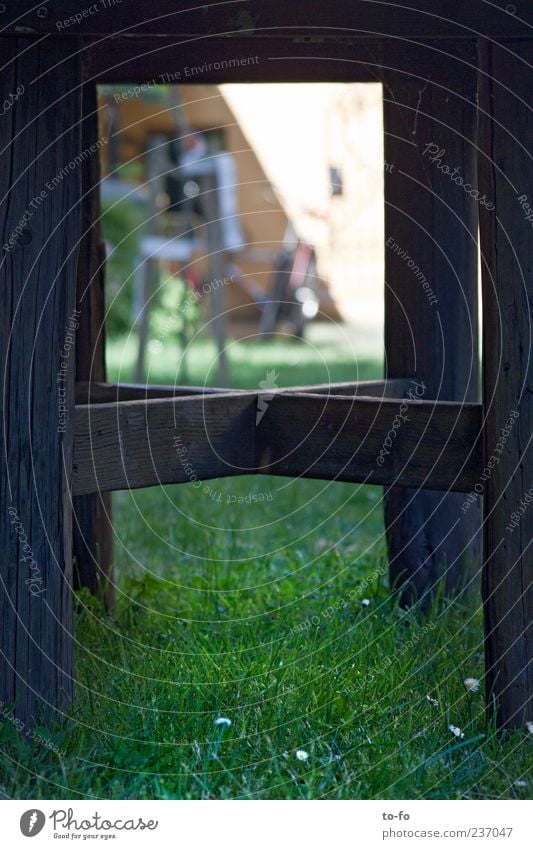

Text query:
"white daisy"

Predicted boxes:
[[464, 677, 480, 693], [361, 598, 370, 607], [449, 724, 465, 739], [526, 721, 533, 734], [295, 749, 309, 762], [426, 695, 439, 708], [214, 716, 232, 728]]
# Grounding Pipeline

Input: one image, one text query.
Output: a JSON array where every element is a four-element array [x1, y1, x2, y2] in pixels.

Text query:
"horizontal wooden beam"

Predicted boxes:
[[281, 379, 410, 397], [87, 36, 478, 85], [73, 391, 482, 496], [75, 378, 409, 404], [75, 381, 232, 404], [5, 2, 532, 39], [257, 393, 482, 492], [73, 392, 257, 496]]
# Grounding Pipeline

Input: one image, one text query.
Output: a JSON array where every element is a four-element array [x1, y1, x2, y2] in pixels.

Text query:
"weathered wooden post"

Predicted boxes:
[[478, 40, 532, 729], [382, 46, 481, 604], [73, 82, 114, 608], [134, 133, 167, 384], [202, 169, 229, 387], [0, 39, 82, 726]]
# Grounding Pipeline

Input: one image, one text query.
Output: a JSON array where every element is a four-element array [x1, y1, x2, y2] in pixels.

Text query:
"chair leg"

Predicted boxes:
[[73, 82, 115, 610], [382, 47, 481, 605], [478, 40, 533, 730], [0, 38, 82, 727]]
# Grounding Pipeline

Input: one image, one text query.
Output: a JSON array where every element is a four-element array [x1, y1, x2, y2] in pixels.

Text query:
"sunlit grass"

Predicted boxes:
[[106, 323, 382, 388]]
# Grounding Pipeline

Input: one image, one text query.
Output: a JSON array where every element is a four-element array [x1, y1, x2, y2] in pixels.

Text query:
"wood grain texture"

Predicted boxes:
[[75, 382, 234, 404], [75, 378, 409, 405], [0, 38, 81, 726], [382, 51, 482, 604], [73, 393, 258, 496], [257, 394, 481, 493], [478, 40, 533, 729], [73, 393, 482, 496], [72, 81, 114, 608], [87, 36, 476, 87], [5, 1, 532, 38]]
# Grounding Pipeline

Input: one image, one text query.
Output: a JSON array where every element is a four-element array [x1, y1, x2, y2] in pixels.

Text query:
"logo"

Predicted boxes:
[[256, 369, 280, 425], [20, 810, 45, 837]]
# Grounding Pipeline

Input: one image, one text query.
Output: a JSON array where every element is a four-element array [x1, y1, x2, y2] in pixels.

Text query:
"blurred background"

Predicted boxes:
[[98, 81, 384, 389]]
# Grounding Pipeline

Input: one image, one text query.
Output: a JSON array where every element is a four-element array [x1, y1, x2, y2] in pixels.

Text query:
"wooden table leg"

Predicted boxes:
[[0, 38, 82, 726], [478, 40, 533, 729], [382, 46, 481, 605], [73, 82, 114, 609]]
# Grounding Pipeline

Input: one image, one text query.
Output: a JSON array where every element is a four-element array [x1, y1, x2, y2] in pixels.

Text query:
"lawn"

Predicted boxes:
[[0, 329, 530, 799]]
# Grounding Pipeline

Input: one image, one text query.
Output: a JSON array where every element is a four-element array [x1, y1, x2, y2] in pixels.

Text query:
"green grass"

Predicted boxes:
[[0, 331, 530, 799], [105, 323, 382, 388], [0, 479, 530, 800]]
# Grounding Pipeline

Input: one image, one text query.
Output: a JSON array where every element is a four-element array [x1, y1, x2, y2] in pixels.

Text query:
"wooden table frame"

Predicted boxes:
[[1, 2, 531, 732]]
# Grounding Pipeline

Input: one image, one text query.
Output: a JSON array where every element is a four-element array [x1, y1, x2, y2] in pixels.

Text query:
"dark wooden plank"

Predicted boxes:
[[88, 35, 474, 86], [382, 52, 481, 604], [73, 393, 258, 496], [5, 1, 532, 38], [72, 393, 482, 496], [257, 394, 482, 493], [0, 38, 82, 726], [279, 379, 410, 397], [74, 378, 409, 404], [72, 81, 114, 609], [478, 40, 533, 730], [75, 381, 234, 404]]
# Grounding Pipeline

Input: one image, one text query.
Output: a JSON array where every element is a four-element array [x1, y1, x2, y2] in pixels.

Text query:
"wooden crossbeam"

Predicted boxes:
[[75, 381, 234, 404], [75, 378, 409, 404], [73, 392, 257, 496], [5, 2, 531, 39], [257, 393, 481, 492], [88, 37, 474, 86], [73, 390, 482, 496]]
